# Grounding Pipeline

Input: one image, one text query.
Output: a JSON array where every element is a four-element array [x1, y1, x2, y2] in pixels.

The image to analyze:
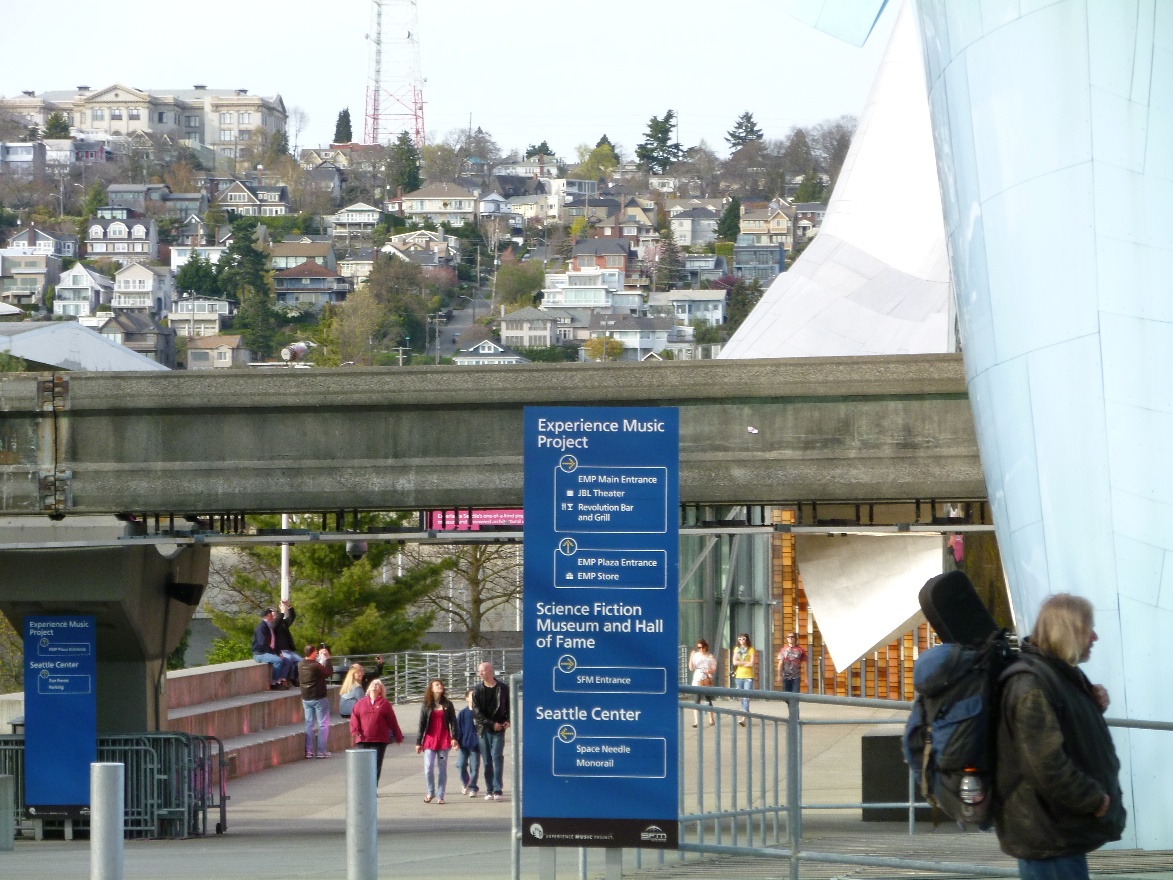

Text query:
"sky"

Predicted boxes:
[[0, 0, 897, 161]]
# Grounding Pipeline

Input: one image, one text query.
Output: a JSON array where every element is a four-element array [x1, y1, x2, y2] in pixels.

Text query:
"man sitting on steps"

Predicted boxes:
[[251, 600, 299, 689]]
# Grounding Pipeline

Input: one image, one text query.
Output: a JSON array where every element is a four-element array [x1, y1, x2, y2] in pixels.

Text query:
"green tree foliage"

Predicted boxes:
[[0, 353, 29, 372], [206, 513, 446, 659], [261, 129, 290, 167], [584, 336, 624, 361], [364, 253, 430, 347], [795, 171, 827, 203], [0, 614, 21, 692], [167, 628, 191, 670], [43, 111, 71, 139], [725, 277, 765, 334], [525, 141, 553, 158], [636, 110, 685, 174], [725, 111, 764, 151], [655, 226, 685, 290], [690, 318, 722, 345], [81, 183, 107, 218], [334, 108, 353, 144], [234, 283, 278, 359], [515, 344, 578, 363], [386, 131, 422, 195], [496, 261, 545, 307], [574, 140, 619, 182], [781, 127, 814, 177], [216, 217, 269, 302], [175, 253, 221, 297], [716, 196, 742, 241]]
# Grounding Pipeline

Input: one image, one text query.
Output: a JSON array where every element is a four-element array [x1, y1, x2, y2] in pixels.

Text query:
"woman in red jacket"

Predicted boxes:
[[350, 678, 404, 783]]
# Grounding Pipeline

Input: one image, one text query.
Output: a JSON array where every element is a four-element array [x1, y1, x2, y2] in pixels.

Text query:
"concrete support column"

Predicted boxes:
[[346, 748, 377, 880], [0, 773, 14, 851]]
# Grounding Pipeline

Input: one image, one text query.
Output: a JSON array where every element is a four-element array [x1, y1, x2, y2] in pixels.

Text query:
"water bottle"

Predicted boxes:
[[959, 768, 985, 819]]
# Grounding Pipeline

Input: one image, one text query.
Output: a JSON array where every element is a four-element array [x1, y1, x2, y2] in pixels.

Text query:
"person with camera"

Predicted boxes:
[[298, 644, 334, 759]]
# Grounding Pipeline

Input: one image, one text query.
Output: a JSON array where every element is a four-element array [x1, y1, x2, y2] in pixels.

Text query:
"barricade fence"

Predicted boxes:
[[340, 648, 522, 705], [0, 732, 226, 840], [508, 675, 1173, 880]]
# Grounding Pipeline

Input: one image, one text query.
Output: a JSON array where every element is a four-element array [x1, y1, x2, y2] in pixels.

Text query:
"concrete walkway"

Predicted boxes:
[[2, 698, 1169, 880]]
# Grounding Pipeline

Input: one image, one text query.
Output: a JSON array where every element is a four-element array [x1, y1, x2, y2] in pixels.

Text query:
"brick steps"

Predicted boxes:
[[164, 659, 354, 782]]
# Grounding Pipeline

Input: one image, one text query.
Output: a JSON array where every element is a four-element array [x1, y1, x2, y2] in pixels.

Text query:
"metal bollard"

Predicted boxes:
[[346, 748, 377, 880], [91, 762, 124, 880], [0, 774, 14, 851]]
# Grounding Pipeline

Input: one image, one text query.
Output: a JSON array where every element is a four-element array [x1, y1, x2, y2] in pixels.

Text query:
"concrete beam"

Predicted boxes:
[[0, 355, 984, 515], [0, 542, 210, 732]]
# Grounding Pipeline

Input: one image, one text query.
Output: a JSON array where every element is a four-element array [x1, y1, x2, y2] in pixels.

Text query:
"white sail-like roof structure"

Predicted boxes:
[[721, 1, 953, 359]]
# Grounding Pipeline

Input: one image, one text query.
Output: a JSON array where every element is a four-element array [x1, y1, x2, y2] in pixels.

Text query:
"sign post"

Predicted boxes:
[[523, 407, 679, 848], [23, 615, 97, 820]]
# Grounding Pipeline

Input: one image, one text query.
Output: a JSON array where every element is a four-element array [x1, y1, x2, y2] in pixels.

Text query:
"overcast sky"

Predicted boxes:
[[0, 0, 896, 160]]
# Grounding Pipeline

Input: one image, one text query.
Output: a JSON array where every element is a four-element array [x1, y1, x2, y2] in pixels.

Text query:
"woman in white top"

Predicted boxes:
[[688, 639, 717, 727]]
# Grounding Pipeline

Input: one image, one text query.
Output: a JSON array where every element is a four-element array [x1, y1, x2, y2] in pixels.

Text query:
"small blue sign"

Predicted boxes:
[[24, 616, 97, 818], [524, 407, 679, 849]]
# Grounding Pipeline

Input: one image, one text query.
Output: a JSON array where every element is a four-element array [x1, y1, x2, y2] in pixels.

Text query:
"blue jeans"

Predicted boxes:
[[457, 746, 481, 793], [423, 748, 449, 799], [782, 678, 799, 693], [1017, 854, 1089, 880], [734, 677, 753, 712], [479, 728, 505, 795], [302, 697, 330, 755], [254, 652, 295, 684]]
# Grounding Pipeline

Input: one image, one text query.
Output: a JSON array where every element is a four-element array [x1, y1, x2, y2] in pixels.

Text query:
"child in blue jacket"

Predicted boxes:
[[455, 688, 481, 796]]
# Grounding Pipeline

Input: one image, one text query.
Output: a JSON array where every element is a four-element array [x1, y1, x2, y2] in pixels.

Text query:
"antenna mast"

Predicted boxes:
[[363, 0, 425, 146]]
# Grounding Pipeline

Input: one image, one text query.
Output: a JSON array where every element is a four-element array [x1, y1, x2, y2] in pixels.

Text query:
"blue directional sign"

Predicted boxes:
[[523, 407, 679, 849], [24, 616, 97, 819]]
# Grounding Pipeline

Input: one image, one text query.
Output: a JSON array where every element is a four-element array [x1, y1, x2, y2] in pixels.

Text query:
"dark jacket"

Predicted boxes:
[[455, 707, 480, 751], [471, 679, 509, 734], [298, 656, 333, 701], [250, 607, 296, 655], [993, 643, 1126, 859], [415, 698, 458, 747]]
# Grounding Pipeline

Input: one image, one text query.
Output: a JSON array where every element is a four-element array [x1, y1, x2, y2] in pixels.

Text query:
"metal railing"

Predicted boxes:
[[340, 648, 522, 705], [509, 677, 1173, 880], [0, 731, 227, 840]]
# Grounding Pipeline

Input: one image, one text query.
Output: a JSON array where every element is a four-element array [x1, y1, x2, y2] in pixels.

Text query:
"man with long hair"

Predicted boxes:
[[995, 594, 1126, 880]]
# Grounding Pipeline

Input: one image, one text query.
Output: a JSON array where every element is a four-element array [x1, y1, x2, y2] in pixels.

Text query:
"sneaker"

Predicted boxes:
[[461, 787, 468, 796], [468, 790, 478, 798], [305, 752, 314, 759], [484, 793, 494, 801], [493, 793, 503, 801], [316, 751, 332, 758]]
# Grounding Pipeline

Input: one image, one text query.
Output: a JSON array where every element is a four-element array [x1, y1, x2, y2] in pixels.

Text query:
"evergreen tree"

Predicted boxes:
[[216, 217, 270, 303], [234, 283, 278, 359], [386, 131, 422, 194], [636, 110, 685, 174], [725, 112, 764, 151], [596, 134, 614, 150], [334, 108, 353, 144], [43, 111, 71, 139], [81, 183, 107, 218], [656, 226, 685, 290], [175, 254, 221, 297], [795, 171, 827, 203], [525, 140, 553, 158], [726, 278, 765, 334], [205, 513, 446, 659], [716, 196, 742, 242]]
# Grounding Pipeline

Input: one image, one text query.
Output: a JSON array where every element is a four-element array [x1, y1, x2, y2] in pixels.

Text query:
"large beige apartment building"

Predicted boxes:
[[0, 83, 286, 166]]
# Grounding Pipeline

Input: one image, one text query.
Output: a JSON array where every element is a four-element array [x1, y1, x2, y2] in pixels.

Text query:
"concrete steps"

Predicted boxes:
[[164, 660, 352, 782]]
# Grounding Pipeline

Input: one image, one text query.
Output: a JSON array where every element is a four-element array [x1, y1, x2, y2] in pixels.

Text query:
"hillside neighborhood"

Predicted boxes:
[[0, 85, 848, 370]]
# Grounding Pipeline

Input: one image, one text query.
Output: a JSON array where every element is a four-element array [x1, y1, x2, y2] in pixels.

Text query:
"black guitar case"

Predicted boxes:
[[918, 570, 997, 648]]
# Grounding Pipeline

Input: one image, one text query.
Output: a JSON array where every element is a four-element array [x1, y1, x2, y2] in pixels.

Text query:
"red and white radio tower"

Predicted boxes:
[[363, 0, 425, 146]]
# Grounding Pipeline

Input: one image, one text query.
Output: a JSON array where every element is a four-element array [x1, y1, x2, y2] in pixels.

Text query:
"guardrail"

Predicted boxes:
[[340, 649, 522, 705], [508, 676, 1173, 880], [0, 731, 226, 840]]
